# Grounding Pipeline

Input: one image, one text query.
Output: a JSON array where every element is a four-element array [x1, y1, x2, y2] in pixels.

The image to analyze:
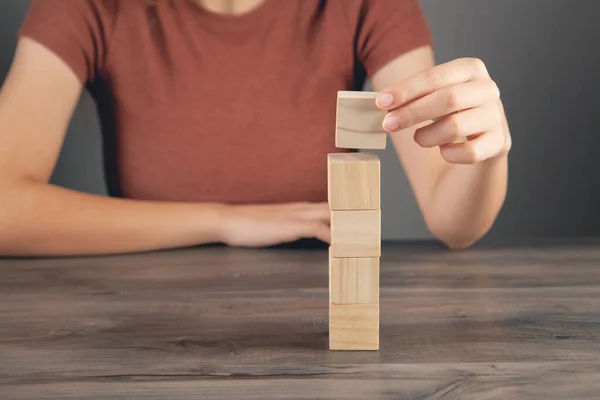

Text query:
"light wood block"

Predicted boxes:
[[336, 91, 387, 150], [329, 304, 379, 350], [330, 257, 379, 305], [330, 210, 381, 258], [328, 153, 380, 211]]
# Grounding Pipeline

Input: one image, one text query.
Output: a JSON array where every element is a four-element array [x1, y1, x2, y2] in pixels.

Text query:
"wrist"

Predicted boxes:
[[211, 203, 234, 244], [189, 202, 232, 244]]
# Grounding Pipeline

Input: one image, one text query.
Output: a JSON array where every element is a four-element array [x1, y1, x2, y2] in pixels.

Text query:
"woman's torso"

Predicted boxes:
[[100, 0, 355, 203], [21, 0, 431, 203]]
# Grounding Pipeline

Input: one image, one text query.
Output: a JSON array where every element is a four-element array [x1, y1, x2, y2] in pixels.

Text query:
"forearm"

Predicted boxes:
[[0, 181, 224, 256], [424, 153, 508, 249]]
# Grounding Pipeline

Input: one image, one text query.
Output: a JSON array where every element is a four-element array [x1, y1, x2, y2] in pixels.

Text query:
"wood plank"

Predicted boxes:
[[330, 257, 379, 304], [336, 91, 387, 149], [327, 153, 380, 211], [330, 210, 381, 257], [2, 242, 600, 398], [329, 304, 379, 350], [2, 362, 600, 399]]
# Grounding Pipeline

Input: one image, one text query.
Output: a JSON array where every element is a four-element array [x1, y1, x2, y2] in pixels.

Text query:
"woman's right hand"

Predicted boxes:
[[218, 202, 331, 247]]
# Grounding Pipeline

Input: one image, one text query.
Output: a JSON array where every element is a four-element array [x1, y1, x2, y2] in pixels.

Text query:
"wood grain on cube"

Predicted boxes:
[[330, 210, 381, 258], [330, 257, 379, 305], [329, 304, 379, 351], [336, 91, 387, 150], [328, 153, 380, 211]]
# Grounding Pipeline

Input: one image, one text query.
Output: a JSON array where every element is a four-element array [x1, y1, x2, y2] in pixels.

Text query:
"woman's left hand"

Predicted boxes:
[[376, 58, 511, 164]]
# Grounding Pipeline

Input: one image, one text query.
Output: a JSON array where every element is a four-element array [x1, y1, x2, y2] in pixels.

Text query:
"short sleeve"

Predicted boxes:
[[18, 0, 116, 84], [355, 0, 433, 77]]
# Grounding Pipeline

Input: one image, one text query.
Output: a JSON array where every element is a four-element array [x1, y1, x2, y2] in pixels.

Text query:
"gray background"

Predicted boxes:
[[1, 0, 599, 241]]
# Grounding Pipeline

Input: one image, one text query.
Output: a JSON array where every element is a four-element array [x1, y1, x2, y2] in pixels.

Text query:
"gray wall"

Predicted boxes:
[[1, 0, 599, 241]]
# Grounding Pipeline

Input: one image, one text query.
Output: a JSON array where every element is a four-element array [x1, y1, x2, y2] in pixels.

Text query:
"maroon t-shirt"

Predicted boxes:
[[20, 0, 432, 204]]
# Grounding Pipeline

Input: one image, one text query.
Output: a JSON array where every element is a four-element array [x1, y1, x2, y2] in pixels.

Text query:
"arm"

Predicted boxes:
[[0, 39, 329, 256], [371, 46, 511, 249]]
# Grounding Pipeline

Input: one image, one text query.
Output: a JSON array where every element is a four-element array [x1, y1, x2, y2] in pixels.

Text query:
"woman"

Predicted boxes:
[[0, 0, 511, 256]]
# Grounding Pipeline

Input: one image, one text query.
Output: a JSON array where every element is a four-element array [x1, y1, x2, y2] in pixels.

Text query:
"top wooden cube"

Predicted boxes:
[[336, 91, 388, 150]]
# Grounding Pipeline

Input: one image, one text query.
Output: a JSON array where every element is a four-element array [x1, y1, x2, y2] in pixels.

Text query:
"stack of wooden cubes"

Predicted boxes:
[[328, 91, 387, 351]]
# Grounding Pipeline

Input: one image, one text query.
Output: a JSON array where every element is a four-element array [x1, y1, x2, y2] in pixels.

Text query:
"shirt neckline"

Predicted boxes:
[[185, 0, 279, 26]]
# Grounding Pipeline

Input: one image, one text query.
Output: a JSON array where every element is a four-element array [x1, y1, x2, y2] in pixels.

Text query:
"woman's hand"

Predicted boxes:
[[376, 58, 511, 164], [218, 202, 331, 247]]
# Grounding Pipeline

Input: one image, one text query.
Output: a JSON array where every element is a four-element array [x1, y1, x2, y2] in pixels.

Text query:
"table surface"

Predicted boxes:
[[1, 241, 600, 399]]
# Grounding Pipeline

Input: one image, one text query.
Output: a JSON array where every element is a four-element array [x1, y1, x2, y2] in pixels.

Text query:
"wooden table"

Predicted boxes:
[[1, 241, 600, 399]]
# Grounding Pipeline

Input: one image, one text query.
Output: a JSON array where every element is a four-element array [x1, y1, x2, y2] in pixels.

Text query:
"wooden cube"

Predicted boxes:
[[330, 210, 381, 257], [330, 257, 379, 305], [336, 91, 387, 150], [329, 304, 379, 350], [328, 153, 380, 211]]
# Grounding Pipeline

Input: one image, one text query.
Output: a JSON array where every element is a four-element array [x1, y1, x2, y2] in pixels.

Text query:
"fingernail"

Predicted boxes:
[[377, 92, 394, 108], [383, 114, 403, 131]]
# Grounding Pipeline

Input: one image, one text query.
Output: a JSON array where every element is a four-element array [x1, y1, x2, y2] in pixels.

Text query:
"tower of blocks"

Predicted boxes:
[[328, 91, 387, 351]]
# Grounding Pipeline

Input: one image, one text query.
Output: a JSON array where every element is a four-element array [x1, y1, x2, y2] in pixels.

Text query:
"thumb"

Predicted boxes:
[[304, 222, 331, 244]]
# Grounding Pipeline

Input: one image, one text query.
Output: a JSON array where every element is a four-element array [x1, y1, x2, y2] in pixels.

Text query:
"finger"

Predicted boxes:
[[439, 129, 505, 164], [414, 105, 502, 148], [293, 203, 331, 222], [382, 80, 500, 133], [376, 58, 490, 110], [287, 202, 328, 211], [307, 222, 331, 244], [288, 201, 328, 208], [292, 220, 330, 243]]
